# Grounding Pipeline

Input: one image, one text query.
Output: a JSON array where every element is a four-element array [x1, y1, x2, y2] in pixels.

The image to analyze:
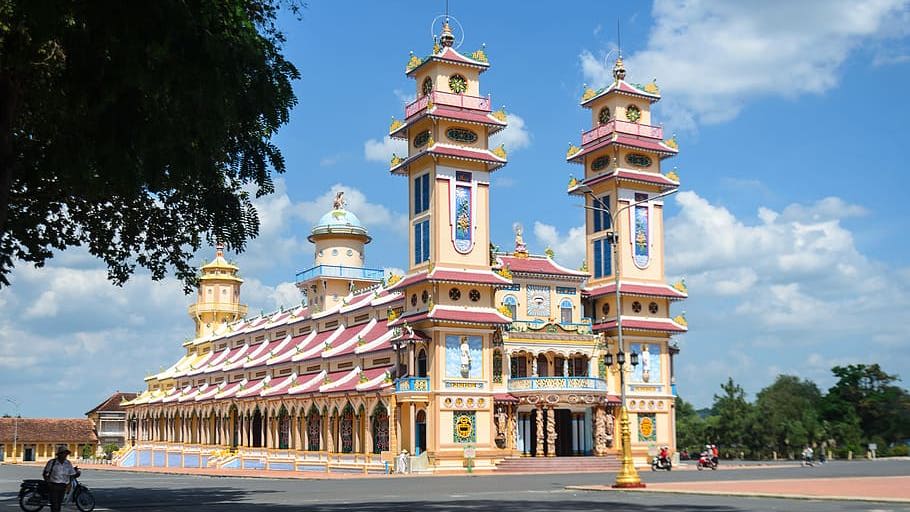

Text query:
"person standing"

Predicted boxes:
[[43, 446, 80, 512]]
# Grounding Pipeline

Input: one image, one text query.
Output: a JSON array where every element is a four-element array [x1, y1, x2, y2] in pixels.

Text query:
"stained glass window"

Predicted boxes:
[[446, 127, 478, 143], [414, 130, 431, 148], [599, 107, 611, 124], [625, 104, 641, 123], [414, 220, 430, 264], [372, 407, 389, 454], [414, 173, 430, 214], [449, 74, 467, 94], [591, 155, 610, 172], [422, 76, 433, 96], [626, 153, 652, 167], [593, 239, 612, 279]]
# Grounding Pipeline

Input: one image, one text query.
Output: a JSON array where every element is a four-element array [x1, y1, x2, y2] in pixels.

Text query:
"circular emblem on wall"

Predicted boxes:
[[449, 74, 467, 94], [331, 249, 338, 256], [632, 301, 642, 313], [421, 290, 429, 304], [456, 398, 464, 407], [584, 395, 596, 404], [546, 394, 560, 404], [649, 302, 658, 314], [411, 294, 417, 307], [599, 107, 611, 125], [467, 398, 475, 407], [477, 398, 485, 407], [347, 249, 353, 256], [625, 104, 641, 123], [601, 302, 610, 315], [639, 416, 654, 438], [469, 289, 481, 302], [455, 415, 474, 440], [449, 287, 461, 301], [658, 401, 665, 409], [568, 394, 579, 403], [444, 397, 453, 407], [526, 395, 539, 404]]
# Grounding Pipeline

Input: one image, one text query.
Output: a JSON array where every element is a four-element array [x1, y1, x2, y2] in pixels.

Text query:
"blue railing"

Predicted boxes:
[[507, 376, 607, 392], [295, 265, 384, 283], [395, 377, 430, 393]]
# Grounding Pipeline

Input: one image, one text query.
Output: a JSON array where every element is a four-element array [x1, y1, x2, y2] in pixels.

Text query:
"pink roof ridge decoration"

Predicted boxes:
[[319, 367, 362, 393], [323, 318, 377, 357], [405, 45, 490, 77], [288, 370, 327, 395], [267, 330, 317, 365], [292, 325, 346, 362], [592, 315, 688, 333], [497, 254, 588, 279], [584, 280, 688, 300]]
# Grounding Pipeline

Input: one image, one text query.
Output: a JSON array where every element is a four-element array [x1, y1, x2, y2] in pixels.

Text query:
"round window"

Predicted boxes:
[[422, 76, 433, 96], [649, 302, 659, 314], [318, 250, 324, 257], [411, 294, 418, 307], [448, 74, 467, 94], [632, 301, 642, 313], [626, 153, 652, 167], [445, 127, 478, 144], [469, 289, 481, 302], [599, 107, 611, 125], [449, 287, 461, 301], [421, 290, 429, 304], [625, 104, 641, 123], [601, 302, 610, 315], [346, 249, 353, 256], [331, 249, 338, 256], [591, 155, 610, 172]]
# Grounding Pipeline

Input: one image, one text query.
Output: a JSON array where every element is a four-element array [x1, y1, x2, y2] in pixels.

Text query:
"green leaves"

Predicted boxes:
[[0, 0, 300, 291]]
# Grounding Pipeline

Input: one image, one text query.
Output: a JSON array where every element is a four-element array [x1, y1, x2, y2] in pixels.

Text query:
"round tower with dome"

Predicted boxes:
[[189, 243, 248, 338], [296, 191, 384, 312]]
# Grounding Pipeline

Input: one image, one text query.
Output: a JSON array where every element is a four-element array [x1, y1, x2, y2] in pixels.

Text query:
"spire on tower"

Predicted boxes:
[[612, 56, 626, 82], [440, 18, 455, 47]]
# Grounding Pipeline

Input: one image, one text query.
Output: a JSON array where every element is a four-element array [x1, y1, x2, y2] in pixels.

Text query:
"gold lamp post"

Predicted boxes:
[[576, 184, 678, 488]]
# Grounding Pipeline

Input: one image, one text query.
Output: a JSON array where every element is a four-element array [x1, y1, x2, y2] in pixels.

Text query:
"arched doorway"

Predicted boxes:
[[372, 404, 389, 454], [340, 404, 355, 453], [417, 349, 428, 377], [415, 410, 427, 455], [229, 406, 239, 448], [277, 407, 290, 449], [251, 409, 263, 448], [307, 408, 321, 451], [537, 353, 550, 377]]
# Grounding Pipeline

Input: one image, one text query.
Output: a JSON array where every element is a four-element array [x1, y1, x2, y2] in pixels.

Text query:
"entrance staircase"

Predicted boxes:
[[494, 455, 621, 473]]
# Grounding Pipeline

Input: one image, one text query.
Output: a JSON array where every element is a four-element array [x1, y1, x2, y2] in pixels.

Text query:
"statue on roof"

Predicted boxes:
[[333, 191, 345, 211], [513, 223, 528, 258]]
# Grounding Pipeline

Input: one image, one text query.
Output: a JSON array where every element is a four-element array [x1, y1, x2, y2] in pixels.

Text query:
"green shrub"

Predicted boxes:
[[889, 444, 909, 457]]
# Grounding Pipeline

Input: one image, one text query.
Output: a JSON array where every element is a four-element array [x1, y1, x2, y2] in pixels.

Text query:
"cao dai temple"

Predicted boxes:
[[120, 17, 689, 473]]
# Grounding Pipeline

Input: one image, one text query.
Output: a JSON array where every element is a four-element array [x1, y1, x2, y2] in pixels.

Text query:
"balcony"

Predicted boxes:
[[581, 119, 663, 146], [508, 376, 607, 392], [395, 377, 431, 393], [188, 302, 248, 317], [405, 91, 492, 118], [295, 265, 384, 284]]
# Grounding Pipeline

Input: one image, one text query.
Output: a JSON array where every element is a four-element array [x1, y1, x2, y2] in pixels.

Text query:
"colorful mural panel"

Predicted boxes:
[[638, 413, 657, 442], [445, 335, 482, 379], [526, 284, 550, 317], [454, 185, 472, 253], [453, 411, 476, 443], [633, 203, 650, 268]]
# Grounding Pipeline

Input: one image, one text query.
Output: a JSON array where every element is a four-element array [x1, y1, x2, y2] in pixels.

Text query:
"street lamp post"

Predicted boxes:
[[3, 397, 20, 464], [577, 185, 678, 488]]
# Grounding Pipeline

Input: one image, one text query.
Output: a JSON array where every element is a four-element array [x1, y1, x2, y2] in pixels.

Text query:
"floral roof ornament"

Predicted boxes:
[[581, 84, 597, 102], [664, 134, 678, 150], [491, 105, 507, 122], [358, 371, 369, 384], [544, 247, 555, 259], [433, 40, 441, 55], [406, 51, 423, 73], [471, 43, 488, 63], [566, 143, 581, 158], [643, 79, 660, 95], [390, 153, 404, 168], [664, 169, 680, 183], [673, 312, 688, 327], [389, 117, 403, 133], [497, 304, 513, 318], [383, 371, 393, 384], [426, 134, 436, 147], [567, 174, 579, 190], [672, 278, 688, 294], [496, 264, 512, 280], [492, 144, 507, 159], [386, 273, 401, 286], [387, 308, 399, 321], [579, 260, 589, 272]]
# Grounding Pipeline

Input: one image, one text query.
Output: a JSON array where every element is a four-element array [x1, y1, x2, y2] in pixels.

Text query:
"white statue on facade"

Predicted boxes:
[[460, 336, 472, 377], [641, 343, 651, 383]]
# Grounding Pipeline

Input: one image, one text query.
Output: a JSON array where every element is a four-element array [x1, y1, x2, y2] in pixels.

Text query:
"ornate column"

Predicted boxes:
[[409, 403, 416, 453], [364, 413, 374, 455], [546, 407, 557, 457], [265, 412, 273, 449], [290, 415, 298, 451], [535, 407, 544, 457], [390, 397, 400, 455], [594, 406, 607, 456]]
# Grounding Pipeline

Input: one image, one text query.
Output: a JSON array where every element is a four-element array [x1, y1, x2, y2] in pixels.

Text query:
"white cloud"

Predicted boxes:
[[581, 0, 910, 127], [295, 183, 408, 236], [532, 222, 586, 268], [393, 88, 415, 105], [490, 113, 531, 151], [364, 136, 407, 163]]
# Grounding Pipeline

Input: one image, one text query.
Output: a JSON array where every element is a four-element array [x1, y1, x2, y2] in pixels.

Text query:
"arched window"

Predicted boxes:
[[340, 405, 355, 453], [493, 350, 503, 383], [560, 299, 573, 324], [417, 348, 428, 377], [277, 407, 290, 449], [415, 410, 427, 455], [503, 295, 518, 320], [537, 353, 550, 377], [372, 405, 389, 453]]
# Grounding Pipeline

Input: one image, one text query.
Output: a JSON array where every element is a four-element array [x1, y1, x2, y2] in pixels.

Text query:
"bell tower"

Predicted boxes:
[[189, 243, 248, 338]]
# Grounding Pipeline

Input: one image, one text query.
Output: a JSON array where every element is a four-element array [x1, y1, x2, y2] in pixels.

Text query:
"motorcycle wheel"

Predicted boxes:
[[667, 464, 672, 471], [18, 490, 45, 512], [711, 465, 717, 470], [75, 489, 95, 512], [696, 464, 703, 471]]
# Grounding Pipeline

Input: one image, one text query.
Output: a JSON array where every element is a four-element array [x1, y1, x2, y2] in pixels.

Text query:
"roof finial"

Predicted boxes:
[[215, 239, 225, 258], [440, 18, 455, 47], [613, 17, 626, 82]]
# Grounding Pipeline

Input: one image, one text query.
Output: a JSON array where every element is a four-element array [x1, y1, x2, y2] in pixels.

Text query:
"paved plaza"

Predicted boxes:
[[1, 459, 908, 511]]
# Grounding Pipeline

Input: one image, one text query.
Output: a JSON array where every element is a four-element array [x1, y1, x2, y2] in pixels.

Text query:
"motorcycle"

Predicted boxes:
[[651, 456, 672, 471], [696, 454, 717, 471], [18, 476, 95, 512]]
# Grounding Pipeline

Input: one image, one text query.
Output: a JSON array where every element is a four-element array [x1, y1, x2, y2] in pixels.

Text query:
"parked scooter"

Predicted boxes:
[[696, 453, 718, 470], [651, 455, 672, 471], [19, 476, 95, 512]]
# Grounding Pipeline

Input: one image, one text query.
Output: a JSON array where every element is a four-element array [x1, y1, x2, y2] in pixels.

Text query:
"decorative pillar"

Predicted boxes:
[[532, 356, 539, 377], [290, 415, 298, 451], [546, 407, 557, 457], [265, 413, 273, 449], [391, 397, 400, 455], [563, 359, 569, 377], [364, 413, 374, 455], [409, 403, 416, 454], [505, 352, 512, 380], [535, 407, 544, 457]]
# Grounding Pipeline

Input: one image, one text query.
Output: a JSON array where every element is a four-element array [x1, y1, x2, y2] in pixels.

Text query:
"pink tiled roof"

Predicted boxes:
[[592, 316, 687, 333], [584, 281, 688, 300], [389, 305, 512, 326], [287, 372, 326, 396], [259, 374, 297, 398], [568, 135, 677, 164], [390, 267, 511, 291], [391, 144, 506, 175], [581, 80, 661, 107], [498, 255, 588, 278], [570, 168, 680, 191], [356, 366, 394, 392], [406, 46, 489, 77]]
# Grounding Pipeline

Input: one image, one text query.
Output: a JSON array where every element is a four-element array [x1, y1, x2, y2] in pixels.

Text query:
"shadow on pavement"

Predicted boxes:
[[92, 487, 743, 511]]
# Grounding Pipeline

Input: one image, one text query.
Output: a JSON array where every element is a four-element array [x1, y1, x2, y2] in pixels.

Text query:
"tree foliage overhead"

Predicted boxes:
[[0, 0, 301, 290]]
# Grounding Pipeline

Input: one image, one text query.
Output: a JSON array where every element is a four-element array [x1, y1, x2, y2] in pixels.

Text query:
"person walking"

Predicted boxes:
[[43, 446, 81, 512]]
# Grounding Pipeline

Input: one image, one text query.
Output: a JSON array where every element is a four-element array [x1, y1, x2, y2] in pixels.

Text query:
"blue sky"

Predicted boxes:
[[2, 0, 909, 417]]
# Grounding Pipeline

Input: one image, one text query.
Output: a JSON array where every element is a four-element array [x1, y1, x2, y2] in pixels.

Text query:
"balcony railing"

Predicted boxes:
[[506, 319, 593, 335], [395, 377, 431, 393], [295, 265, 384, 284], [581, 119, 663, 146], [405, 91, 492, 118], [507, 376, 607, 392], [188, 302, 248, 317]]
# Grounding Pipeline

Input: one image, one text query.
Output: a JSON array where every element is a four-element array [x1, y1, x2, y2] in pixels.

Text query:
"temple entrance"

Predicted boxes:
[[415, 410, 427, 455], [555, 409, 573, 456], [251, 410, 263, 448], [520, 407, 591, 456]]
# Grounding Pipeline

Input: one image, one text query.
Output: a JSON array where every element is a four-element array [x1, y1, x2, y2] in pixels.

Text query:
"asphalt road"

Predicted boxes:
[[1, 459, 908, 512]]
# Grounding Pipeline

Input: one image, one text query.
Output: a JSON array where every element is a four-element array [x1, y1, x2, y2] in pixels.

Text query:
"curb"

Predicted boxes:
[[565, 485, 910, 504]]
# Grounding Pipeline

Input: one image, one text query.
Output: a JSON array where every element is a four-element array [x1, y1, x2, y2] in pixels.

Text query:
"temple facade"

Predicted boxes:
[[120, 17, 687, 473]]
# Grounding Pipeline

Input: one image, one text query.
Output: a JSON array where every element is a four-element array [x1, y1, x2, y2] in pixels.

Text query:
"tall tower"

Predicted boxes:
[[189, 243, 248, 338], [295, 193, 383, 312], [567, 56, 688, 455], [385, 17, 513, 469]]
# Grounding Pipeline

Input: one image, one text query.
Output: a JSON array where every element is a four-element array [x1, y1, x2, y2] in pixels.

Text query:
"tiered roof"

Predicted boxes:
[[497, 254, 589, 280]]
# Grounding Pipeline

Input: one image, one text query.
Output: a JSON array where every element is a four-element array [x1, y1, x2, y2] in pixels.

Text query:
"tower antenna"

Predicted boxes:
[[617, 17, 622, 58]]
